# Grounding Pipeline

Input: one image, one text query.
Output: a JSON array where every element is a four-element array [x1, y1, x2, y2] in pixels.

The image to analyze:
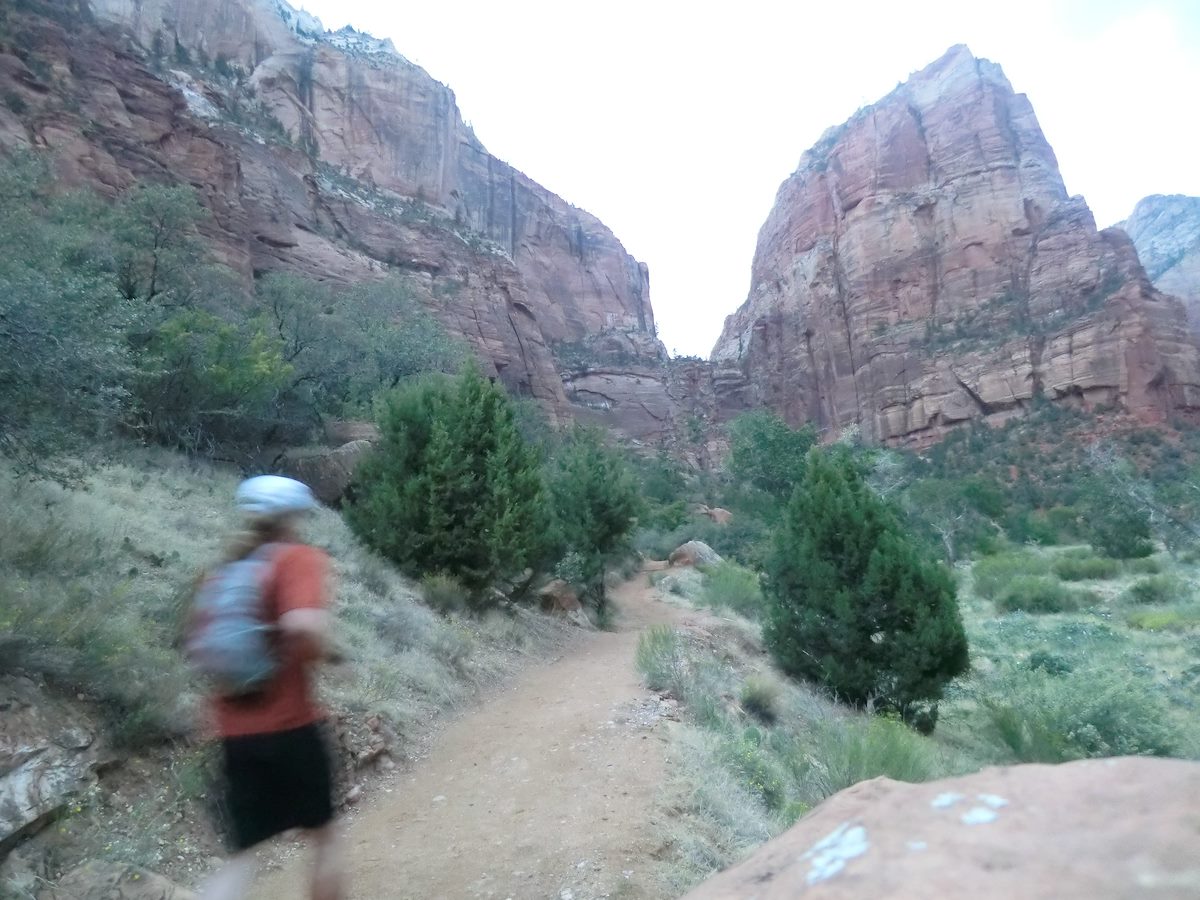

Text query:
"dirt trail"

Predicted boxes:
[[250, 567, 687, 900]]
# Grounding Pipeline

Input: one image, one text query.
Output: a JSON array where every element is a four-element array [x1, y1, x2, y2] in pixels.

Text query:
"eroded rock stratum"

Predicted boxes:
[[711, 45, 1200, 446]]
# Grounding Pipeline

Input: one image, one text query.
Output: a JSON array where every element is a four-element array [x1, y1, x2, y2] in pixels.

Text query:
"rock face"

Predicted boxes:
[[1121, 195, 1200, 335], [0, 0, 663, 419], [711, 45, 1200, 445], [0, 676, 100, 855], [684, 756, 1200, 899]]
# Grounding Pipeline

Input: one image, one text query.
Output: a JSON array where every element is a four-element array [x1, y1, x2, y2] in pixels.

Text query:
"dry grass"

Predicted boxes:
[[0, 447, 574, 877]]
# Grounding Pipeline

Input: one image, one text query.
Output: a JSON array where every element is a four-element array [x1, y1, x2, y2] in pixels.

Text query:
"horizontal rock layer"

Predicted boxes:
[[711, 45, 1200, 445], [0, 0, 663, 418]]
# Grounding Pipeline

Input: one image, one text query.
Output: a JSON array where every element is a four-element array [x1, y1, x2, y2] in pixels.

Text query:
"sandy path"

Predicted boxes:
[[250, 567, 684, 900]]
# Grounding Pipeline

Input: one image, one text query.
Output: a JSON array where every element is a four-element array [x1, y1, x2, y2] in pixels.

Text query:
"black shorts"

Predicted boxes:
[[221, 721, 335, 850]]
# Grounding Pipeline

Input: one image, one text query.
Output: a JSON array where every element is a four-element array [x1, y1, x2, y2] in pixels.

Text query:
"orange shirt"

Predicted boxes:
[[214, 543, 330, 739]]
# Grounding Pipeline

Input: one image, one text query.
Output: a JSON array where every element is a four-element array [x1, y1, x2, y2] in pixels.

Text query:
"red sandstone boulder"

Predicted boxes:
[[706, 507, 733, 525], [537, 579, 582, 613], [683, 756, 1200, 899], [280, 439, 373, 506], [669, 541, 723, 568]]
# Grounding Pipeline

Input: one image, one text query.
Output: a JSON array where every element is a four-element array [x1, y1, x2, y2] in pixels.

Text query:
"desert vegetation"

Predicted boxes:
[[630, 407, 1200, 889]]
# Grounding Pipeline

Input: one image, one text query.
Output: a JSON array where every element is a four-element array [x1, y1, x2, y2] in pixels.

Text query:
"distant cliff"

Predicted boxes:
[[0, 0, 664, 426], [1121, 195, 1200, 336], [711, 45, 1200, 445]]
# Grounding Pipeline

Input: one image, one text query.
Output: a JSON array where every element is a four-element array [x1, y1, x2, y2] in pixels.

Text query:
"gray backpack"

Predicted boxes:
[[187, 545, 281, 695]]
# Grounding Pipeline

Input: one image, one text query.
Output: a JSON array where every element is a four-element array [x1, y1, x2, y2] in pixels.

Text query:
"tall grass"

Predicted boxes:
[[700, 562, 764, 619]]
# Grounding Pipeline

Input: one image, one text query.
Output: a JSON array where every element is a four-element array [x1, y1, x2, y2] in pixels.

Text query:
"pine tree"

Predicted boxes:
[[546, 427, 642, 604], [347, 367, 547, 603], [763, 449, 968, 727]]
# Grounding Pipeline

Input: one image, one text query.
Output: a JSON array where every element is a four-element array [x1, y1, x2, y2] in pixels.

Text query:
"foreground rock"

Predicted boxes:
[[711, 45, 1200, 446], [0, 676, 100, 853], [684, 756, 1200, 899]]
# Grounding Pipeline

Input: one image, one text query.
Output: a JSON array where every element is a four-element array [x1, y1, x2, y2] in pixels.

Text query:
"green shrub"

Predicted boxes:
[[739, 675, 780, 723], [975, 667, 1177, 762], [805, 716, 943, 797], [1126, 575, 1190, 605], [995, 576, 1084, 614], [420, 573, 470, 614], [1125, 556, 1163, 575], [347, 367, 547, 604], [764, 449, 968, 721], [1127, 608, 1200, 632], [727, 410, 817, 496], [702, 562, 764, 619], [1052, 555, 1120, 582], [972, 552, 1050, 600], [1027, 649, 1073, 675], [636, 626, 688, 695]]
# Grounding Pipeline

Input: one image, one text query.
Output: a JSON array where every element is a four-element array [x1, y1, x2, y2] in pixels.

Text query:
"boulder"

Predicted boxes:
[[668, 541, 723, 568], [537, 579, 582, 613], [0, 676, 99, 853], [683, 756, 1200, 899], [323, 420, 381, 446], [705, 507, 733, 526], [38, 860, 196, 899], [280, 439, 374, 506]]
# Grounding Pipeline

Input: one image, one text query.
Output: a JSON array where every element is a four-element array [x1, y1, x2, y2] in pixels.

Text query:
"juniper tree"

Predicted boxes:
[[764, 448, 969, 729], [347, 366, 547, 604]]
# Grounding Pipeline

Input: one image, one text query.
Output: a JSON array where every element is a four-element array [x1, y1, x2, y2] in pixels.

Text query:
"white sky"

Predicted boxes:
[[300, 0, 1200, 358]]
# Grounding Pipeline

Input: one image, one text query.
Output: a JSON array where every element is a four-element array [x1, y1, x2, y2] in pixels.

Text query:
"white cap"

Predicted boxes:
[[235, 475, 318, 518]]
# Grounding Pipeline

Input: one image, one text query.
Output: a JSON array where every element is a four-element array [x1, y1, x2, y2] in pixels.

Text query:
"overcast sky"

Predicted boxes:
[[301, 0, 1200, 358]]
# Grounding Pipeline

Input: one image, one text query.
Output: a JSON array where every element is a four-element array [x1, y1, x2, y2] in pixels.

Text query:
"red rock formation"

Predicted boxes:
[[683, 756, 1200, 899], [712, 46, 1200, 445], [0, 0, 662, 416]]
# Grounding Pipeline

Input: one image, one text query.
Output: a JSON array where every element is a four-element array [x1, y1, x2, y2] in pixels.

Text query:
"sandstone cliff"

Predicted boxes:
[[0, 0, 663, 425], [711, 46, 1200, 445], [1121, 195, 1200, 335]]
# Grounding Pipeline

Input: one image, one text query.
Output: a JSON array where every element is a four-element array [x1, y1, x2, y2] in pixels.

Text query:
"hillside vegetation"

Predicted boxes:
[[629, 409, 1200, 890]]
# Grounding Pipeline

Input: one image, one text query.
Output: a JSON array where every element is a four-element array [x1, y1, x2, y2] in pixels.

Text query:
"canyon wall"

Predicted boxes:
[[0, 0, 665, 430], [1122, 195, 1200, 336], [711, 45, 1200, 445]]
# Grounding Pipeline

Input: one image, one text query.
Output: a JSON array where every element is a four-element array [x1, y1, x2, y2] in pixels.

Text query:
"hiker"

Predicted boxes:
[[191, 475, 344, 900]]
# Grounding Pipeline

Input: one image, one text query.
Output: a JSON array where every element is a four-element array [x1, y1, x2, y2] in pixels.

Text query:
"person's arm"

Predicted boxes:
[[274, 545, 335, 663]]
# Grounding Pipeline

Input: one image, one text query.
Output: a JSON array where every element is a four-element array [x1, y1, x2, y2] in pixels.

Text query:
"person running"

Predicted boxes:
[[194, 475, 344, 900]]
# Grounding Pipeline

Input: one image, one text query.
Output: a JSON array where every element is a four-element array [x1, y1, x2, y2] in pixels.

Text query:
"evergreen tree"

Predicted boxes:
[[347, 367, 547, 603], [546, 427, 642, 604], [728, 410, 818, 496], [764, 449, 968, 728]]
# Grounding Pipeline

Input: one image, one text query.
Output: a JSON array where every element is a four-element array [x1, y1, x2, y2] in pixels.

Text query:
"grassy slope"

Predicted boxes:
[[0, 448, 572, 879], [641, 553, 1200, 893]]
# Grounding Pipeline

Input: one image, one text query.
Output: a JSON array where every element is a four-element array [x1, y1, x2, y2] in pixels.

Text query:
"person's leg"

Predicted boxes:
[[308, 823, 344, 900], [198, 850, 258, 900]]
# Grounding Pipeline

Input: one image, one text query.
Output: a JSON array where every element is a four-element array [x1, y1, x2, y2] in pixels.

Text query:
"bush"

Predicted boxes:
[[1127, 608, 1200, 632], [702, 563, 764, 619], [995, 576, 1085, 614], [727, 411, 817, 496], [975, 667, 1177, 762], [764, 449, 968, 721], [739, 675, 780, 723], [420, 573, 470, 614], [805, 716, 943, 797], [636, 626, 688, 695], [1126, 574, 1190, 605], [1125, 556, 1163, 575], [972, 552, 1051, 600], [1027, 649, 1073, 675], [347, 367, 547, 604], [1052, 555, 1120, 582]]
